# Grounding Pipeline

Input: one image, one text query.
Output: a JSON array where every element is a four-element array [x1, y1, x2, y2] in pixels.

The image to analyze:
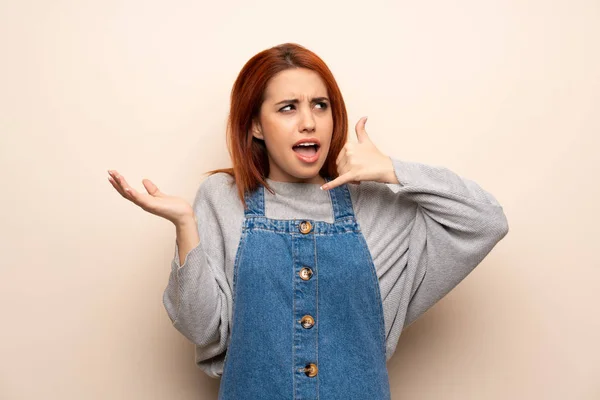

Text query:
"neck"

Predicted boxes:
[[266, 175, 326, 186]]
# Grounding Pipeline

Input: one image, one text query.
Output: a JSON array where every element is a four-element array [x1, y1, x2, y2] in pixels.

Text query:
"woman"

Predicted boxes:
[[108, 43, 509, 399]]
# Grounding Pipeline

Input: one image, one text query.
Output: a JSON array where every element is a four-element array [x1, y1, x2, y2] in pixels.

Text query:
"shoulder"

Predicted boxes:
[[198, 172, 237, 196], [193, 172, 241, 213]]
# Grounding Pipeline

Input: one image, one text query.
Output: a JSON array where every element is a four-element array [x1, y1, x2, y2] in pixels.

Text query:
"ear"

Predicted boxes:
[[250, 119, 264, 140]]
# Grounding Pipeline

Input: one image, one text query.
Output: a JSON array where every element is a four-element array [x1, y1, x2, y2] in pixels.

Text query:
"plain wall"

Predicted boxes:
[[1, 0, 598, 399]]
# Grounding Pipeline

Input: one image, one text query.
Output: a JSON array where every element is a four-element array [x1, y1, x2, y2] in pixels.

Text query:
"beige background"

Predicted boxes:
[[1, 0, 598, 399]]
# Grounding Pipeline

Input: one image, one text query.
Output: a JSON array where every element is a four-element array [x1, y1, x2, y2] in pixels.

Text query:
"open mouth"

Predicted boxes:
[[292, 142, 320, 158]]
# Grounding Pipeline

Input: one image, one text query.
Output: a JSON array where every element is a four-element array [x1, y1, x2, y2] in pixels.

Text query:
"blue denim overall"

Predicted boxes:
[[218, 180, 391, 400]]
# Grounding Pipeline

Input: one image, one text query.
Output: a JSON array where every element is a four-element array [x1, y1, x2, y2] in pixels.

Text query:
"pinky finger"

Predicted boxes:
[[108, 176, 127, 198], [321, 172, 354, 191]]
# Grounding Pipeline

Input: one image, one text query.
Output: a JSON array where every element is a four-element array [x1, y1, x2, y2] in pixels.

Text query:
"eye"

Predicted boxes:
[[279, 102, 328, 112], [279, 104, 295, 112]]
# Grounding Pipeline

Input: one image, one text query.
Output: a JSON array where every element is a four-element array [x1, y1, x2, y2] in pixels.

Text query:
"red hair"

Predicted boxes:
[[207, 43, 348, 209]]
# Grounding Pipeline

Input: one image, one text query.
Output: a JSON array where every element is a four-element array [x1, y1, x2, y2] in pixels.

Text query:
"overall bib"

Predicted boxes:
[[218, 180, 391, 400]]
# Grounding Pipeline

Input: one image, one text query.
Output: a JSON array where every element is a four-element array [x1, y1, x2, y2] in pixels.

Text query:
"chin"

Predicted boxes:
[[271, 153, 327, 183], [291, 170, 320, 181], [286, 165, 324, 183]]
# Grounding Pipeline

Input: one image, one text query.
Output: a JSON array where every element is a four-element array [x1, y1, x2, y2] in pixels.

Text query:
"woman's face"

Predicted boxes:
[[252, 68, 333, 184]]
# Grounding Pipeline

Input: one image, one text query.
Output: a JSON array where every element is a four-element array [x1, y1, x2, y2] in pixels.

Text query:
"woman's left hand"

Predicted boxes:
[[321, 117, 399, 191]]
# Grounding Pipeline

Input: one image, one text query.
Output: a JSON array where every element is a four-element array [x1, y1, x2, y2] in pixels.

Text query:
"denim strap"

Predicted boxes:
[[243, 177, 355, 222]]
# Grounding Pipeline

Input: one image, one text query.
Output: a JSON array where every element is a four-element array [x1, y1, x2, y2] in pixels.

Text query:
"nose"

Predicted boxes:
[[299, 106, 316, 133]]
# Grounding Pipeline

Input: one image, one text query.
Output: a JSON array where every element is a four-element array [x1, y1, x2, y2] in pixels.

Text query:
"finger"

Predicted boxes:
[[108, 175, 129, 199], [355, 116, 369, 143], [108, 170, 127, 193], [111, 172, 140, 202], [321, 172, 355, 191], [142, 178, 163, 197], [114, 173, 134, 194], [108, 170, 128, 197], [337, 163, 359, 184], [337, 156, 349, 175], [335, 147, 346, 166]]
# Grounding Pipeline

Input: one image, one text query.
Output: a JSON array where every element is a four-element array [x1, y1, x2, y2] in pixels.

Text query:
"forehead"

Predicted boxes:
[[263, 68, 328, 101]]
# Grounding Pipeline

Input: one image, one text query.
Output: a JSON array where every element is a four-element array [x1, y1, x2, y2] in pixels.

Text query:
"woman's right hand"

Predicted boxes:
[[107, 169, 194, 225]]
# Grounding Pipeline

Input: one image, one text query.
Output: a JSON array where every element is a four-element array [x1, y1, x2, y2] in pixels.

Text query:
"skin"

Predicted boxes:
[[107, 67, 399, 263], [251, 68, 333, 185], [252, 67, 398, 189], [325, 115, 399, 190]]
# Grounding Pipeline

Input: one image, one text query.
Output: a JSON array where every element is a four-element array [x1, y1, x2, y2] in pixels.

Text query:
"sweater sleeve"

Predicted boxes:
[[162, 175, 232, 378], [385, 158, 509, 329], [353, 157, 509, 361]]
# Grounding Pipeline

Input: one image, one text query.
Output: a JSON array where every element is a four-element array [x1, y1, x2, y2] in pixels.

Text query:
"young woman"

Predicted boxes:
[[108, 43, 509, 399]]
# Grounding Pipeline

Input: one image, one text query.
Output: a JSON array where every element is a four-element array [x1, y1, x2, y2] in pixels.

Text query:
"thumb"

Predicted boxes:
[[142, 179, 163, 197], [355, 116, 370, 143]]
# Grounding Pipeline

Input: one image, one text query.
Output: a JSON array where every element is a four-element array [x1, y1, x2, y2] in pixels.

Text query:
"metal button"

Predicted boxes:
[[303, 363, 318, 377], [299, 220, 312, 234], [299, 267, 313, 281], [299, 315, 315, 329]]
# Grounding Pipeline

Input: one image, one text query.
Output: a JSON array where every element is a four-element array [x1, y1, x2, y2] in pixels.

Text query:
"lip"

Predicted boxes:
[[294, 147, 320, 163], [292, 138, 321, 164], [292, 138, 321, 147]]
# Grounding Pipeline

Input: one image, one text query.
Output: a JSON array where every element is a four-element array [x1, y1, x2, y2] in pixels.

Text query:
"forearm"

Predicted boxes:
[[386, 158, 501, 206], [385, 158, 508, 235], [175, 216, 200, 266]]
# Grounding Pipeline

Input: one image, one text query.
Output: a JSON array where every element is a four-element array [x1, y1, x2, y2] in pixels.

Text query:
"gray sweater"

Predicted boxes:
[[163, 158, 509, 378]]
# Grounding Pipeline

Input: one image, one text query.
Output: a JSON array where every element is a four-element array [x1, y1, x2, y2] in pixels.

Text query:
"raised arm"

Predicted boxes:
[[320, 118, 508, 333], [162, 176, 233, 378], [346, 155, 509, 361], [384, 158, 509, 328]]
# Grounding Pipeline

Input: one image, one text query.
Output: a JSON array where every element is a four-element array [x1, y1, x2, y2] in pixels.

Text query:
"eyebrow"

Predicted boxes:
[[274, 97, 330, 106]]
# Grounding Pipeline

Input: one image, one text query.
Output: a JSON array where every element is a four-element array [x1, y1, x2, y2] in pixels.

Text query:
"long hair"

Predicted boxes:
[[208, 43, 348, 208]]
